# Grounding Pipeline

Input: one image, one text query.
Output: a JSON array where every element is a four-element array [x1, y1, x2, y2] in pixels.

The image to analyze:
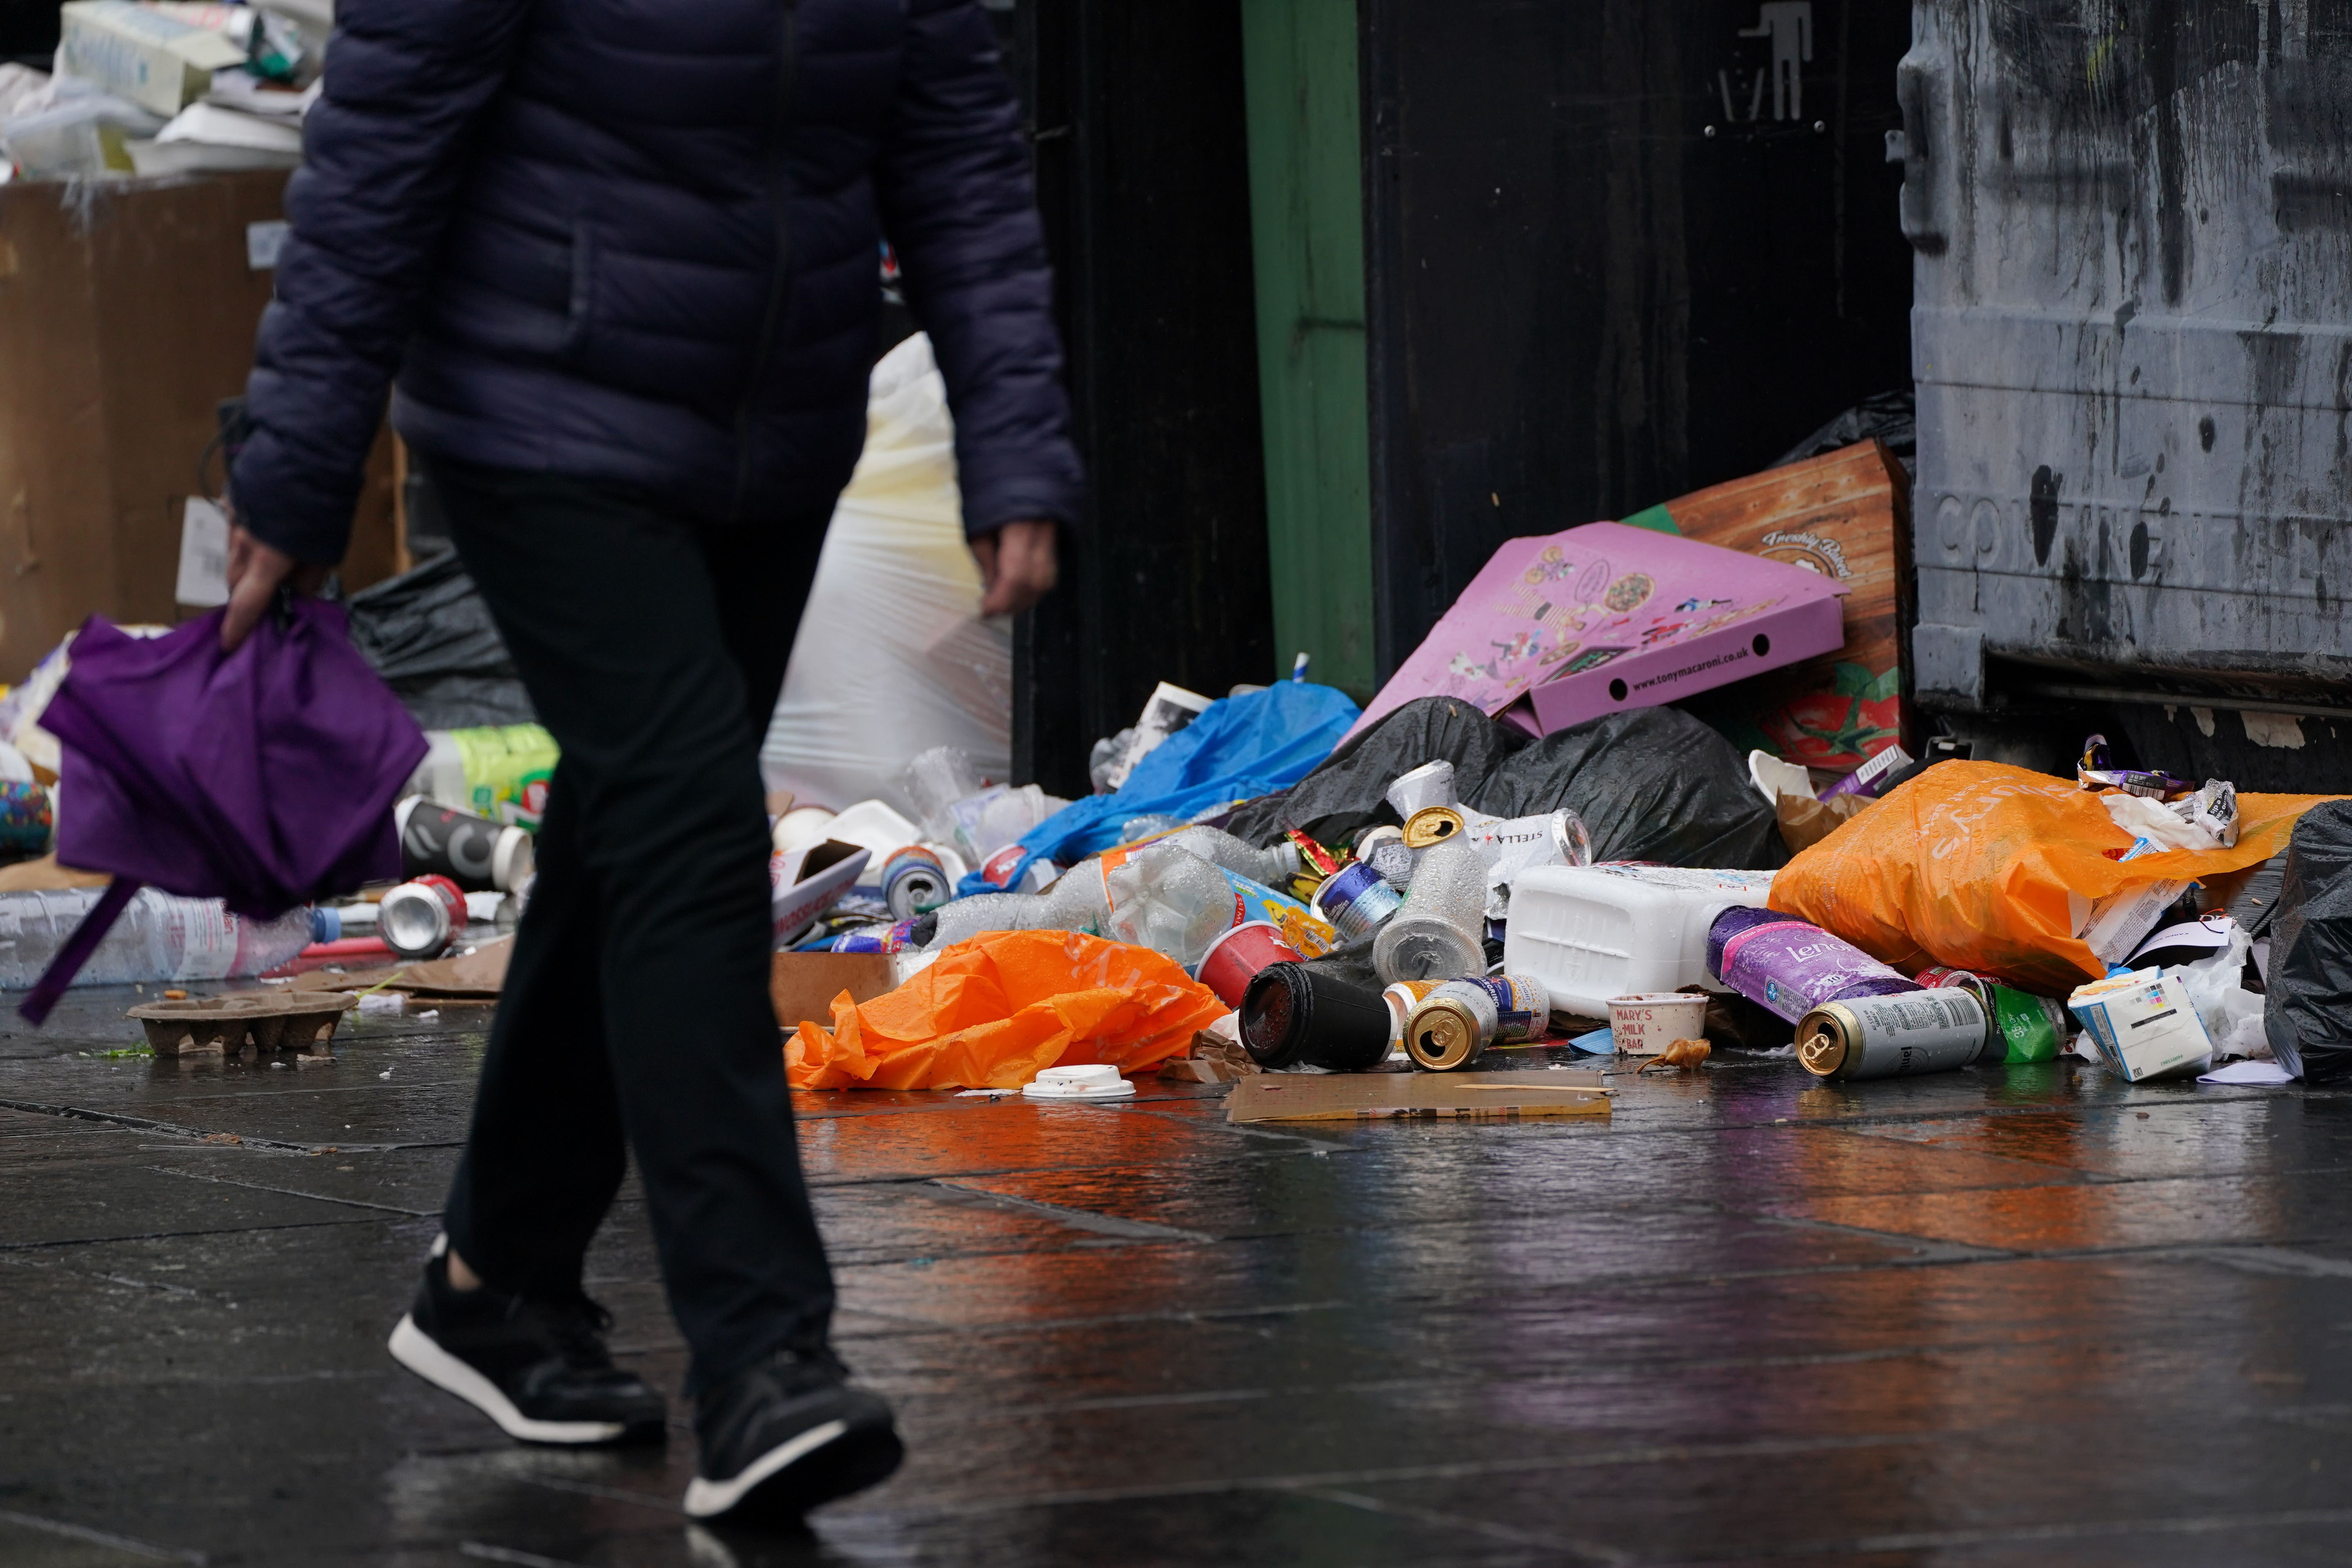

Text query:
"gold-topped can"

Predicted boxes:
[[1404, 986, 1492, 1071], [1402, 805, 1467, 849], [1797, 988, 1991, 1081]]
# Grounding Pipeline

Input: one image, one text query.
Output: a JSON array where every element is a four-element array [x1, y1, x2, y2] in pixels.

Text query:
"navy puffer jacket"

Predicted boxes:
[[233, 0, 1082, 562]]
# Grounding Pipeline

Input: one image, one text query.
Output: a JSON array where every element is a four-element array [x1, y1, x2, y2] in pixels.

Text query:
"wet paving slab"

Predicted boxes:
[[2, 986, 2350, 1565]]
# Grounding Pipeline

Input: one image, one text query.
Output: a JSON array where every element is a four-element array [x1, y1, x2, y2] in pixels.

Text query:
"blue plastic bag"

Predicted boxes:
[[955, 682, 1361, 896]]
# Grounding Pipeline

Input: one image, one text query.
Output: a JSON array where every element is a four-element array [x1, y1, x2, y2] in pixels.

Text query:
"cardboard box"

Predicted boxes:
[[1634, 440, 1915, 774], [1226, 1070, 1610, 1124], [770, 951, 895, 1032], [0, 170, 399, 678], [60, 2, 249, 117], [769, 840, 871, 948], [1341, 522, 1847, 744], [2067, 970, 2213, 1081]]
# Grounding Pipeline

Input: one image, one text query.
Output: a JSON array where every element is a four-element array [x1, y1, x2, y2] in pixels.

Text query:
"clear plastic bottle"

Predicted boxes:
[[924, 892, 1044, 949], [920, 873, 1106, 950], [1373, 837, 1488, 984], [1157, 826, 1299, 888], [0, 887, 316, 991], [1039, 865, 1109, 935], [902, 745, 986, 841], [1102, 842, 1238, 971]]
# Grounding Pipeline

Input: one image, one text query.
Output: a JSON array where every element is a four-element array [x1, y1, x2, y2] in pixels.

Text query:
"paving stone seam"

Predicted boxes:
[[0, 1213, 397, 1253], [1298, 1484, 1636, 1565], [0, 1505, 207, 1563], [813, 1428, 1950, 1523], [137, 1163, 440, 1218], [1764, 1503, 2352, 1558], [911, 1178, 1220, 1242]]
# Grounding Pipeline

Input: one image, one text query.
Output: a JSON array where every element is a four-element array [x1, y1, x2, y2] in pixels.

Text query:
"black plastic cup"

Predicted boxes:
[[1240, 963, 1394, 1071]]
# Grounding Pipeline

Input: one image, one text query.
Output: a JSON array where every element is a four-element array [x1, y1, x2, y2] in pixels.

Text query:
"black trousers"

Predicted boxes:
[[430, 458, 832, 1395]]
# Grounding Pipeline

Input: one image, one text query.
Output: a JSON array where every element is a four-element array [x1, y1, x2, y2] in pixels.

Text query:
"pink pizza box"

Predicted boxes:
[[1344, 522, 1848, 744]]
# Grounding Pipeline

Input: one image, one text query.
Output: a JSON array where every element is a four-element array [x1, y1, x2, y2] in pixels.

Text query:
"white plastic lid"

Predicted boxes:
[[1023, 1063, 1137, 1101]]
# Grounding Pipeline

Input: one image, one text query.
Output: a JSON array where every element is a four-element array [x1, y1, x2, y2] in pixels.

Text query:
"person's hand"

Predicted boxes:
[[971, 519, 1058, 617], [220, 524, 330, 651]]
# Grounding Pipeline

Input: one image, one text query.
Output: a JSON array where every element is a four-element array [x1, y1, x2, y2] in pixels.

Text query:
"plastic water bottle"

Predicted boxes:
[[0, 887, 317, 991], [1373, 837, 1488, 984], [1157, 826, 1300, 889], [921, 865, 1112, 950], [924, 892, 1043, 949], [1102, 842, 1240, 971]]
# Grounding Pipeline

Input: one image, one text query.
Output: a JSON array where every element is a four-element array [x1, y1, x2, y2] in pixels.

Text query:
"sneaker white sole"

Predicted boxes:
[[387, 1314, 629, 1445], [682, 1418, 850, 1519]]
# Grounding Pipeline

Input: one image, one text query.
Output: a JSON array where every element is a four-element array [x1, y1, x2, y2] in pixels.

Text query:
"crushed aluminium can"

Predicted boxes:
[[1313, 860, 1404, 943], [881, 846, 953, 920], [378, 874, 466, 961]]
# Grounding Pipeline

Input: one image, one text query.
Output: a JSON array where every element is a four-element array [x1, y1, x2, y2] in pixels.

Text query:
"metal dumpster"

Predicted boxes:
[[1902, 0, 2352, 785]]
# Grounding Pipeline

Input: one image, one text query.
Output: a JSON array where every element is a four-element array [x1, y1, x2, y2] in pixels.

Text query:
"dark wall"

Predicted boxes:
[[1360, 0, 1914, 681], [1008, 0, 1274, 797]]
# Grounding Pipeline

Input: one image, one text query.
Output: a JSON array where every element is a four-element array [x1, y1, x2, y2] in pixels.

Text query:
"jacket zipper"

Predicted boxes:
[[730, 0, 800, 522]]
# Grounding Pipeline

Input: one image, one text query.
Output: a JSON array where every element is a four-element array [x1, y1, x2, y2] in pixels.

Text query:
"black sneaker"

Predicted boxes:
[[684, 1346, 902, 1523], [386, 1242, 667, 1445]]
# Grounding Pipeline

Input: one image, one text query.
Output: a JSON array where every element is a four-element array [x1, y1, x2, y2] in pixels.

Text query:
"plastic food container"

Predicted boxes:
[[1606, 993, 1710, 1056], [1502, 863, 1773, 1018]]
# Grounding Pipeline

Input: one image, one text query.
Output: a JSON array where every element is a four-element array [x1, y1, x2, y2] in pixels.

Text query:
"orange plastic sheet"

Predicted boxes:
[[1770, 761, 2338, 995], [786, 929, 1227, 1091]]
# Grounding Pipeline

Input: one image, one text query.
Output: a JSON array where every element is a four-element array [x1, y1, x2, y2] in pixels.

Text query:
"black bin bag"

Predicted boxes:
[[345, 552, 536, 730], [2264, 800, 2352, 1084], [1223, 696, 1784, 871]]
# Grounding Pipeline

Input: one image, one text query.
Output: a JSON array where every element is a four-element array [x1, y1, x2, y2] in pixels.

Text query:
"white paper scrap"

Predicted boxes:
[[2197, 1059, 2295, 1087]]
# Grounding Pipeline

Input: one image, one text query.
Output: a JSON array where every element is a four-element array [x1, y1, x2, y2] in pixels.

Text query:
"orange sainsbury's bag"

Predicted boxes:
[[786, 928, 1227, 1091], [1770, 761, 2337, 995]]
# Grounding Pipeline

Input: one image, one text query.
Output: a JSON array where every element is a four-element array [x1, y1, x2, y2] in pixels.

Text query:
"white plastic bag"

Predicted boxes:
[[761, 334, 1011, 817], [2166, 920, 2269, 1059]]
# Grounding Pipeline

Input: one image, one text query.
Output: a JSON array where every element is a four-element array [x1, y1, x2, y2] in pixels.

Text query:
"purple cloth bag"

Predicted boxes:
[[21, 600, 427, 1023]]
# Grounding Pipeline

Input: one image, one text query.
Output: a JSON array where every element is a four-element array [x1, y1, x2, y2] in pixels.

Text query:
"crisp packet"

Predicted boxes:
[[2076, 733, 2194, 799]]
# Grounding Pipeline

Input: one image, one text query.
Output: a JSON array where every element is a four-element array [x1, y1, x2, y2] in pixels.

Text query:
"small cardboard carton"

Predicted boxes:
[[770, 840, 870, 949], [61, 2, 250, 117], [1342, 522, 1847, 744], [1646, 439, 1914, 773], [2067, 970, 2214, 1082]]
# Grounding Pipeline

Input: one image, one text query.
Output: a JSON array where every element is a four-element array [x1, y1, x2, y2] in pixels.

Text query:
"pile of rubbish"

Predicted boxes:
[[0, 397, 2343, 1102], [1, 1, 322, 184], [746, 439, 2349, 1101], [766, 692, 2343, 1097]]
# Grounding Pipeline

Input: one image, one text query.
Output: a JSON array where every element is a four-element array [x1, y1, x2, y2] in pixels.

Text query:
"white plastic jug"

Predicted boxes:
[[1502, 864, 1774, 1020]]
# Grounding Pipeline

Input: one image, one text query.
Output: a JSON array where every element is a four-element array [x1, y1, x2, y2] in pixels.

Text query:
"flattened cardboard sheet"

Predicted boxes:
[[1227, 1070, 1609, 1124]]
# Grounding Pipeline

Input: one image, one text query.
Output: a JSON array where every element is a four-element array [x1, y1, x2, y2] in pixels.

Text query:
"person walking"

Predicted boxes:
[[219, 0, 1081, 1527]]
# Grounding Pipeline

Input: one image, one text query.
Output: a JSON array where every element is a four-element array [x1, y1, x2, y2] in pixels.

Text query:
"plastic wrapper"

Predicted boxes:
[[1223, 696, 1784, 871], [2075, 734, 2194, 799], [2263, 801, 2352, 1084], [957, 681, 1359, 897], [1772, 761, 2334, 996], [761, 334, 1011, 818], [785, 929, 1226, 1090]]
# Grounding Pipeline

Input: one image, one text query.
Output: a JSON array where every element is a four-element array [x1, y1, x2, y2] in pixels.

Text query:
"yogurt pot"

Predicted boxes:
[[1606, 992, 1709, 1056]]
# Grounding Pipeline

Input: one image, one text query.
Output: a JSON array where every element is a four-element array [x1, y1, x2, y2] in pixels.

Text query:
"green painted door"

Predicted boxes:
[[1240, 0, 1374, 701]]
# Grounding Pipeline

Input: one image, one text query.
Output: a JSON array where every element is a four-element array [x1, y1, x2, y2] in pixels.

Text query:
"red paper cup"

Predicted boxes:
[[1196, 921, 1303, 1009]]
